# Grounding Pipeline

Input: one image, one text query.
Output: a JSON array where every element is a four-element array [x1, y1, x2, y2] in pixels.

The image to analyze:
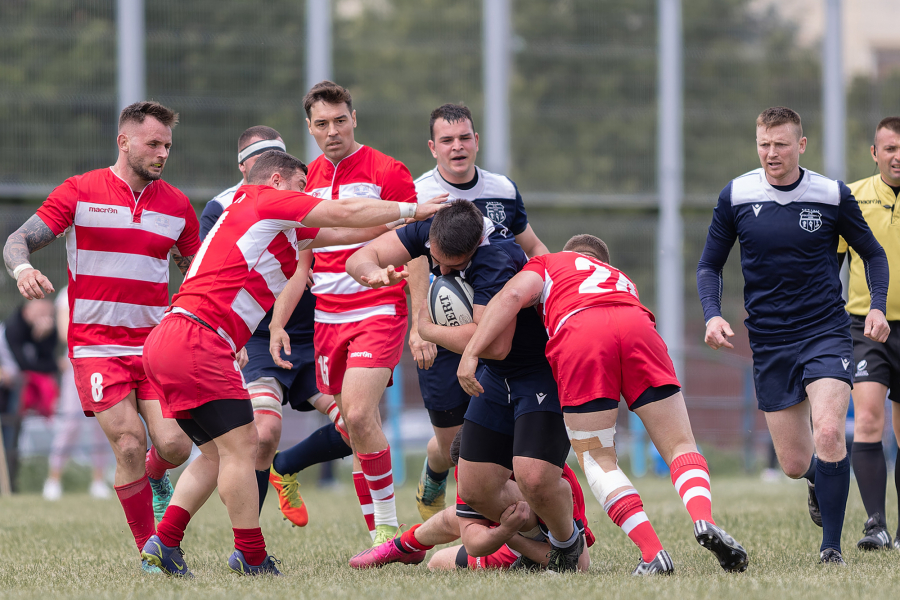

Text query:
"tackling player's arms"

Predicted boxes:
[[169, 247, 196, 276], [457, 270, 544, 395], [4, 214, 59, 299], [269, 248, 314, 368]]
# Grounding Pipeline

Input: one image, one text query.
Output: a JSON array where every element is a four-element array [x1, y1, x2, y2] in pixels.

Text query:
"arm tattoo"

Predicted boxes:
[[172, 253, 195, 276], [3, 214, 57, 277], [525, 292, 542, 307]]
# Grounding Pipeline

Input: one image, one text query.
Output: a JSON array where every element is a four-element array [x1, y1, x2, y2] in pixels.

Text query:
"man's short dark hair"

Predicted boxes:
[[118, 101, 179, 130], [239, 126, 282, 151], [563, 234, 610, 264], [429, 103, 475, 140], [429, 200, 484, 260], [449, 423, 464, 466], [875, 116, 900, 143], [303, 80, 353, 118], [756, 106, 803, 138], [247, 150, 307, 185]]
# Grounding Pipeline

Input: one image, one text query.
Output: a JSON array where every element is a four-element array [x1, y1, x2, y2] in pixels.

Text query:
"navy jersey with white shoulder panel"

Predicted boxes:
[[414, 167, 528, 240], [396, 217, 548, 377], [697, 168, 888, 341]]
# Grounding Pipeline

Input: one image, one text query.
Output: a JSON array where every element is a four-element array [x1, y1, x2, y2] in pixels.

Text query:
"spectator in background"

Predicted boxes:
[[43, 286, 111, 501], [0, 299, 59, 489]]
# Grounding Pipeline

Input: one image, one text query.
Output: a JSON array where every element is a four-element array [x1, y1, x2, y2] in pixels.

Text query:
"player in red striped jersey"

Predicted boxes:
[[3, 101, 199, 571], [293, 81, 418, 547], [458, 235, 749, 574], [140, 150, 444, 576]]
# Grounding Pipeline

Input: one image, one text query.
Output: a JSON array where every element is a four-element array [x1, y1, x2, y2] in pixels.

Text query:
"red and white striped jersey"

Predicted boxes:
[[522, 251, 650, 338], [35, 168, 200, 359], [170, 184, 322, 352], [305, 145, 417, 324]]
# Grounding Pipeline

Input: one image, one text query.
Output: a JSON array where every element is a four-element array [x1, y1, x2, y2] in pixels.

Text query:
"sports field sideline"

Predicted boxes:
[[1, 469, 897, 600]]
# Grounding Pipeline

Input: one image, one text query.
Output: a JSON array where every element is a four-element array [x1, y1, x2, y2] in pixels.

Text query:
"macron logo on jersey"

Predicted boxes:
[[752, 204, 762, 217], [88, 206, 118, 214]]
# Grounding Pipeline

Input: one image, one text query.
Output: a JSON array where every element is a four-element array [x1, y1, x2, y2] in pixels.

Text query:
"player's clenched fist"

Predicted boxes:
[[864, 308, 890, 343], [704, 316, 734, 350], [16, 267, 54, 300]]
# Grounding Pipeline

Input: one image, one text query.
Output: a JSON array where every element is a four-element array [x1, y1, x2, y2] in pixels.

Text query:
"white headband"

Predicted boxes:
[[238, 139, 286, 164]]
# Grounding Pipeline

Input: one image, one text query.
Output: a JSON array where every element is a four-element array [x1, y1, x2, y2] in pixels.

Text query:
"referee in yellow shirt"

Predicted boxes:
[[839, 116, 900, 551]]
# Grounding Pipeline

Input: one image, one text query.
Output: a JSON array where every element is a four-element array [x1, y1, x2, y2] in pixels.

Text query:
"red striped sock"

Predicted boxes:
[[607, 491, 665, 563], [398, 523, 433, 553], [114, 476, 156, 552], [670, 452, 714, 524], [145, 446, 178, 480], [353, 471, 376, 537], [233, 527, 267, 566], [157, 505, 191, 548], [359, 447, 397, 528]]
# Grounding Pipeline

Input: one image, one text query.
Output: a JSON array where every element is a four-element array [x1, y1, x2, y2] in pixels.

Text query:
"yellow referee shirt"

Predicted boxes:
[[838, 174, 900, 319]]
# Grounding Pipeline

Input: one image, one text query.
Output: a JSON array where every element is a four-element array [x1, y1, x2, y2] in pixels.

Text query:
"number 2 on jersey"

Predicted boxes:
[[575, 257, 637, 297]]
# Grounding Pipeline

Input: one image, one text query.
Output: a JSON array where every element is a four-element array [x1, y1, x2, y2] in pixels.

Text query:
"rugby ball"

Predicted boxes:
[[428, 275, 475, 326]]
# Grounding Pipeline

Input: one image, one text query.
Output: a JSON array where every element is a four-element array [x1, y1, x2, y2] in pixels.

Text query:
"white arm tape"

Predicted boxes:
[[398, 203, 416, 219], [13, 263, 33, 281]]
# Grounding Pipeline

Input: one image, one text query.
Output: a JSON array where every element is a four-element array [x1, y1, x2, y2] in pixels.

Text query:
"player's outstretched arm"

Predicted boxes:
[[169, 247, 196, 277], [4, 214, 57, 299], [270, 249, 313, 369], [407, 255, 437, 369], [303, 193, 448, 230], [457, 271, 543, 396], [345, 231, 414, 289], [704, 316, 735, 350]]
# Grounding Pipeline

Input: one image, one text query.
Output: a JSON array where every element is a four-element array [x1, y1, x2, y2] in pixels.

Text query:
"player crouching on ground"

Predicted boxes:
[[350, 424, 593, 571], [347, 201, 583, 573], [139, 150, 446, 577], [458, 235, 749, 575]]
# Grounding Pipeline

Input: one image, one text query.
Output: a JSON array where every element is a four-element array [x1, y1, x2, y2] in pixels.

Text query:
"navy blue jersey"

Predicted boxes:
[[202, 183, 316, 340], [397, 217, 548, 377], [414, 167, 529, 240], [698, 168, 888, 341]]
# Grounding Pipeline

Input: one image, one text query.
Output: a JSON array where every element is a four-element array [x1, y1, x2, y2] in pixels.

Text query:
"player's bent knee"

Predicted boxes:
[[428, 547, 461, 571]]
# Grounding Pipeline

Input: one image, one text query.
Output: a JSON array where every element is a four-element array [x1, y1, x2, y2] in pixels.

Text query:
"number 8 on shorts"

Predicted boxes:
[[91, 372, 104, 402]]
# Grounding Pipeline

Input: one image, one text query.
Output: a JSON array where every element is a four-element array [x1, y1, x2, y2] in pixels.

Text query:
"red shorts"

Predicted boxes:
[[313, 314, 407, 395], [72, 355, 158, 417], [143, 314, 249, 419], [547, 305, 680, 408], [466, 544, 519, 570]]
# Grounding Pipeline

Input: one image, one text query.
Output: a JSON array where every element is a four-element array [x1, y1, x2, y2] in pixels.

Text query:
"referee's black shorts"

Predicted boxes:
[[850, 314, 900, 401]]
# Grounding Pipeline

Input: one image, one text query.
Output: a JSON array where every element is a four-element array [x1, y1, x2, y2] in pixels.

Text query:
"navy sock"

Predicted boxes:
[[816, 455, 850, 552], [426, 462, 448, 482], [255, 469, 270, 514], [803, 454, 817, 484], [851, 441, 886, 519], [272, 423, 352, 476]]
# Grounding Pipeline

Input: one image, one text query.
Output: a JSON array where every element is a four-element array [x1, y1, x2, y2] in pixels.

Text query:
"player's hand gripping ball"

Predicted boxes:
[[427, 275, 474, 326]]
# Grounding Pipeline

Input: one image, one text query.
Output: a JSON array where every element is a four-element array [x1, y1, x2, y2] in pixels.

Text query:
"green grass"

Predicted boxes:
[[1, 465, 898, 600]]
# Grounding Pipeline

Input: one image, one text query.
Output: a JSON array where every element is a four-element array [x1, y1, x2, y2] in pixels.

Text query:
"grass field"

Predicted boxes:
[[1, 464, 899, 600]]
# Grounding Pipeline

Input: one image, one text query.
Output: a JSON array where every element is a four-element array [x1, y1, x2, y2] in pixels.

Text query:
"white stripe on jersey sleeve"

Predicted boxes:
[[73, 344, 144, 358], [76, 250, 168, 284], [236, 219, 302, 270], [72, 299, 165, 329], [231, 288, 267, 334], [312, 271, 372, 296]]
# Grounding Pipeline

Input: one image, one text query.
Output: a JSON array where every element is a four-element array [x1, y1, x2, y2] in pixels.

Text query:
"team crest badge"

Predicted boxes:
[[154, 215, 169, 229], [799, 209, 822, 233], [485, 201, 506, 224], [352, 184, 379, 198]]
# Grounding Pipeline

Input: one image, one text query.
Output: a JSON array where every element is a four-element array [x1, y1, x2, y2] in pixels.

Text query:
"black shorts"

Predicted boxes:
[[850, 314, 900, 401], [459, 414, 570, 470], [562, 385, 681, 413], [176, 399, 255, 447]]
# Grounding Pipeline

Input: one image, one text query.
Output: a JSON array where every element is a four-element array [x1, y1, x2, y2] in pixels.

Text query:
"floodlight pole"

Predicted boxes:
[[306, 0, 333, 164], [657, 0, 684, 378], [823, 0, 845, 181], [483, 0, 511, 174], [117, 0, 146, 111]]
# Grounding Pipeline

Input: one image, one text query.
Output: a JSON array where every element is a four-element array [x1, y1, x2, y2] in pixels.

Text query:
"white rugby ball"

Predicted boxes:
[[428, 275, 475, 326]]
